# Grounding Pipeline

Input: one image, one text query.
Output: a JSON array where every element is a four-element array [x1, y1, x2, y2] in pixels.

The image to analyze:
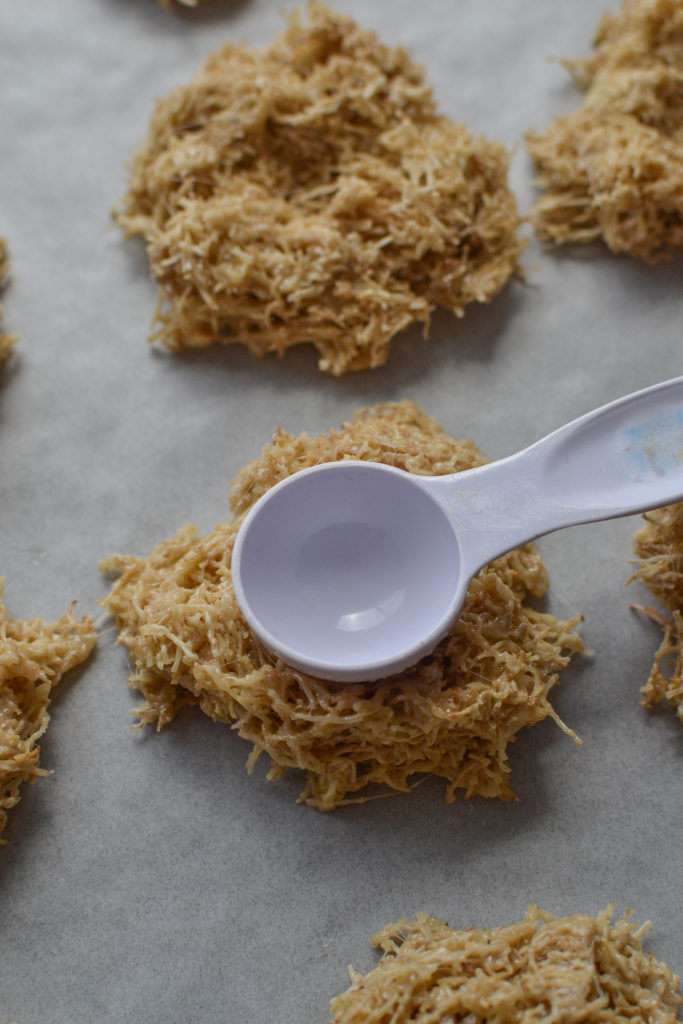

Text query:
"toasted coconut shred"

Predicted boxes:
[[631, 503, 683, 722], [100, 401, 582, 811], [526, 0, 683, 262], [116, 3, 523, 375], [0, 584, 96, 841], [329, 906, 682, 1024], [0, 237, 18, 361]]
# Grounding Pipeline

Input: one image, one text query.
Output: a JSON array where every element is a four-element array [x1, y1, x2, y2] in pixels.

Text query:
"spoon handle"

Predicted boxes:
[[421, 376, 683, 577]]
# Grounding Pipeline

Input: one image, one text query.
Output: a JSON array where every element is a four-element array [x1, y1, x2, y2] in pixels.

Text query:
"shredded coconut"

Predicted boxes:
[[117, 2, 522, 374], [0, 583, 96, 842], [631, 503, 683, 722], [526, 0, 683, 262], [0, 238, 18, 361], [101, 401, 582, 811], [330, 905, 682, 1024]]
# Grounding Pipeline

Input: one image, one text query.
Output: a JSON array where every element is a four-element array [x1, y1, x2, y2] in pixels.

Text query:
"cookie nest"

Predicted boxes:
[[527, 0, 683, 262], [330, 906, 682, 1023], [101, 401, 582, 810], [117, 3, 522, 374], [0, 584, 96, 841]]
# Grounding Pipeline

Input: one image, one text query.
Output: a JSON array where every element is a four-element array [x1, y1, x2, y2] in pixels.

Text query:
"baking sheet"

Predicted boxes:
[[1, 0, 682, 1020]]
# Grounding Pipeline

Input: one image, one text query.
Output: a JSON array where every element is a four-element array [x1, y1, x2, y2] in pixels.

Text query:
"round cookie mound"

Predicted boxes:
[[117, 3, 522, 374], [101, 401, 582, 810], [330, 906, 682, 1023]]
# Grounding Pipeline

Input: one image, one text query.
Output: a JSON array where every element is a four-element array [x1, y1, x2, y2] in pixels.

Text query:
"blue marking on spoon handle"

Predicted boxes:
[[618, 409, 683, 481]]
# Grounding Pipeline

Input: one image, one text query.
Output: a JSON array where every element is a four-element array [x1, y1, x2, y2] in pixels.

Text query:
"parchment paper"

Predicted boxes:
[[1, 1, 682, 1021]]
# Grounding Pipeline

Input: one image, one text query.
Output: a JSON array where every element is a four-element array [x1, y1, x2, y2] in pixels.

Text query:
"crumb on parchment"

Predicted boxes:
[[117, 2, 523, 374], [527, 0, 683, 262], [329, 905, 682, 1024], [100, 400, 582, 811], [0, 583, 96, 842]]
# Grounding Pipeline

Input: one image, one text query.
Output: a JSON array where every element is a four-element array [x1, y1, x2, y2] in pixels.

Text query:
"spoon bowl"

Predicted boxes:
[[232, 462, 464, 681], [232, 377, 683, 682]]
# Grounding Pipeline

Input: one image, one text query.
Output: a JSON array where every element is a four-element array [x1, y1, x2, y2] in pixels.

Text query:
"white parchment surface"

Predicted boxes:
[[0, 1, 682, 1021]]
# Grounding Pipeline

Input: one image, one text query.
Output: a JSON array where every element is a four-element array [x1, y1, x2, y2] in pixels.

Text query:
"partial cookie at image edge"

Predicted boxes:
[[631, 503, 683, 723], [526, 0, 683, 262], [0, 583, 96, 843], [0, 237, 19, 361], [329, 905, 682, 1023]]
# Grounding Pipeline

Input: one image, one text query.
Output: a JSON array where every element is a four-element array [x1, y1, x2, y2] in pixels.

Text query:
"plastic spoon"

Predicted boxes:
[[232, 377, 683, 683]]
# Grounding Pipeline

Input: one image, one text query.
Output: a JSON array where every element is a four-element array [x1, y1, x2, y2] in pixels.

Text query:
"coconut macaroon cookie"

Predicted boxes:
[[116, 3, 523, 374], [526, 0, 683, 262], [0, 585, 96, 841], [632, 503, 683, 723], [0, 238, 18, 361], [329, 906, 682, 1023], [101, 401, 582, 810]]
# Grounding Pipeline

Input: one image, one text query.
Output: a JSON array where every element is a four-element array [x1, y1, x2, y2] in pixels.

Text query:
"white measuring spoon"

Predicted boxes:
[[232, 377, 683, 683]]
